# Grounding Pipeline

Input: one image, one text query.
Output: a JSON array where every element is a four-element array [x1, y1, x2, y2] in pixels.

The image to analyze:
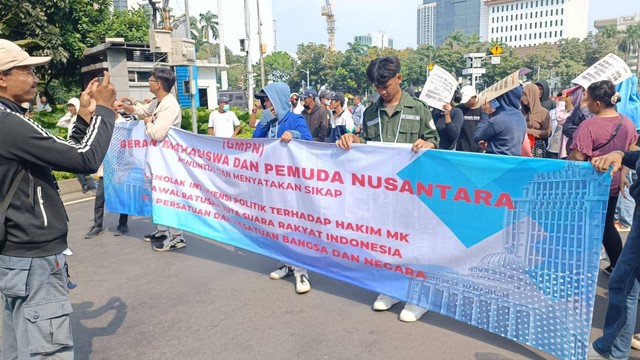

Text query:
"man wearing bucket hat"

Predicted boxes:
[[0, 39, 117, 359]]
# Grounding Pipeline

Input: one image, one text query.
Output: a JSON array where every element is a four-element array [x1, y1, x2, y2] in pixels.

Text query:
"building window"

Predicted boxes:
[[534, 33, 537, 39], [561, 8, 563, 15], [555, 30, 558, 37], [560, 30, 563, 36], [556, 9, 558, 15], [561, 19, 563, 25], [555, 19, 558, 26]]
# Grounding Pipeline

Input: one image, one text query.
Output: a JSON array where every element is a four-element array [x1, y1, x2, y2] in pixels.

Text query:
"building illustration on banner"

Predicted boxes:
[[104, 122, 153, 216], [404, 162, 607, 360]]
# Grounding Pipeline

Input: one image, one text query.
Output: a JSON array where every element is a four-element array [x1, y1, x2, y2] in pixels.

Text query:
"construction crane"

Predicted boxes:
[[321, 0, 335, 51]]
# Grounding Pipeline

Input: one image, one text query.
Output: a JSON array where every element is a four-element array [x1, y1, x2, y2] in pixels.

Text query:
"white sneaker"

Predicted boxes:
[[269, 265, 293, 280], [399, 303, 428, 322], [372, 294, 400, 311], [153, 236, 186, 252], [587, 343, 607, 359], [295, 273, 311, 294], [631, 333, 640, 350]]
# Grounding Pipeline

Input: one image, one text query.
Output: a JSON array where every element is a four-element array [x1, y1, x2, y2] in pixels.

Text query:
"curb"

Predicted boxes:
[[57, 178, 83, 195]]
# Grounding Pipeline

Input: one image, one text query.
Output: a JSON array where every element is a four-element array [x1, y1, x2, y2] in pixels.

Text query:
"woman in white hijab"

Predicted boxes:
[[56, 97, 80, 139]]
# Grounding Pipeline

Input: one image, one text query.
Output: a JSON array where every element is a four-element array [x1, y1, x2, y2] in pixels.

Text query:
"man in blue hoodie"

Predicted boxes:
[[473, 86, 527, 156], [252, 82, 314, 294]]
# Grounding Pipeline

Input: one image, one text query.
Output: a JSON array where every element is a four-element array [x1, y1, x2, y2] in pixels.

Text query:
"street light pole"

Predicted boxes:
[[303, 69, 310, 89], [256, 0, 266, 88], [244, 0, 254, 110], [184, 0, 198, 134]]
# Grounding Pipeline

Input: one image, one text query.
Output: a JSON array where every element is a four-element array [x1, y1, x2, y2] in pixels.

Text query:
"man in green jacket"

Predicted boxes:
[[336, 55, 439, 323]]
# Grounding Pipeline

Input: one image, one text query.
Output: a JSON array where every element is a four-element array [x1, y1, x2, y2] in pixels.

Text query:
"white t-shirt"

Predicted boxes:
[[208, 110, 241, 138]]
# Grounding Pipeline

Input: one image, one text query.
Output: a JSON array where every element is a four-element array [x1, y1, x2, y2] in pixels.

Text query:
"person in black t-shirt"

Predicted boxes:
[[456, 85, 486, 153]]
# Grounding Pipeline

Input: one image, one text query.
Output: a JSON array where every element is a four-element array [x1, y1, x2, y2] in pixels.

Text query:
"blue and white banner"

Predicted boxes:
[[104, 121, 152, 216], [108, 126, 611, 360]]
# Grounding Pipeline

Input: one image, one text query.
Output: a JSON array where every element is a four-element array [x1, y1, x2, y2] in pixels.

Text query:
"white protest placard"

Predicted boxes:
[[477, 69, 522, 105], [418, 65, 458, 110], [572, 53, 632, 88]]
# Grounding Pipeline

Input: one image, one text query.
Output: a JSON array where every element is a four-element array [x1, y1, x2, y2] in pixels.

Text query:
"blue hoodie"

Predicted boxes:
[[616, 76, 640, 131], [474, 86, 526, 156], [252, 82, 312, 140]]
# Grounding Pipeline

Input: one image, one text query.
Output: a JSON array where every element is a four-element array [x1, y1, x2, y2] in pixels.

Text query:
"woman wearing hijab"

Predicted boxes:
[[56, 97, 80, 139], [522, 83, 551, 158], [569, 80, 638, 276]]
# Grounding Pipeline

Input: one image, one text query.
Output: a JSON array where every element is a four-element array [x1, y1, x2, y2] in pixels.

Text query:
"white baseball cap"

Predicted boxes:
[[0, 39, 51, 72], [460, 85, 478, 104]]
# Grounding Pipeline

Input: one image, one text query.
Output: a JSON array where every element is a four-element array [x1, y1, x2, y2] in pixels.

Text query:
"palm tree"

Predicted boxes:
[[346, 41, 368, 56], [443, 31, 466, 49], [199, 11, 219, 43], [599, 25, 619, 40], [622, 23, 640, 76]]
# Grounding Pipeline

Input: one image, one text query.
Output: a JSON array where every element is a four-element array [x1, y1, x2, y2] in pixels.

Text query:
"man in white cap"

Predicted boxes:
[[456, 85, 485, 153], [0, 39, 117, 359], [208, 95, 241, 137]]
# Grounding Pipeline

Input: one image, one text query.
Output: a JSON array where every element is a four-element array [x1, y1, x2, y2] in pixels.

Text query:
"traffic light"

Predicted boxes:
[[239, 38, 248, 53]]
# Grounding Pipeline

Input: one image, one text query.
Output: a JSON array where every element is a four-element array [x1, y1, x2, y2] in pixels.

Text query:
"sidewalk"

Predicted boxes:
[[58, 178, 96, 204]]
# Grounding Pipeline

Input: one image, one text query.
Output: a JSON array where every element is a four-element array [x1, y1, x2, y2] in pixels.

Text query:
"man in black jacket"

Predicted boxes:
[[0, 39, 116, 359]]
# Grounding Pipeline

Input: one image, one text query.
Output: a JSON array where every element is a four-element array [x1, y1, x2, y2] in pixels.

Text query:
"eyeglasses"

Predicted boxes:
[[6, 67, 36, 78]]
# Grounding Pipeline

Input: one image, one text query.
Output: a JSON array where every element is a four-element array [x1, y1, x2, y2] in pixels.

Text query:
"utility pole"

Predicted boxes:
[[184, 0, 198, 134], [256, 0, 266, 88], [217, 0, 228, 90], [244, 0, 254, 110]]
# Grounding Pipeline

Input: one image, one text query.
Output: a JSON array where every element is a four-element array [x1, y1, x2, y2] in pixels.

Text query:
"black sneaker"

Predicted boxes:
[[85, 227, 104, 239], [603, 266, 613, 276], [143, 230, 167, 242], [114, 225, 128, 236]]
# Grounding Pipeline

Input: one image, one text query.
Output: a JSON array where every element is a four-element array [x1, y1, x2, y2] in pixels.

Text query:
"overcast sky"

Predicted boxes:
[[179, 0, 633, 55]]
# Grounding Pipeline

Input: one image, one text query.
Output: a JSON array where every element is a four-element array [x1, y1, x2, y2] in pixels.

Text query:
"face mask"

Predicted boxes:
[[222, 104, 230, 112], [322, 99, 330, 106]]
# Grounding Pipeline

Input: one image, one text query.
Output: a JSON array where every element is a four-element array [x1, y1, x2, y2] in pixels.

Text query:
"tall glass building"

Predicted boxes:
[[417, 0, 483, 46]]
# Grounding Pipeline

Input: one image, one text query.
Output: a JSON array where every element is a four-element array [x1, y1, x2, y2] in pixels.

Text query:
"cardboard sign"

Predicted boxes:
[[477, 69, 523, 105], [419, 65, 458, 110], [572, 53, 632, 88]]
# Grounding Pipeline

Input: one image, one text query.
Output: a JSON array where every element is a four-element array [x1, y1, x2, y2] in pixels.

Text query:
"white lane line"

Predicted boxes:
[[63, 196, 95, 206]]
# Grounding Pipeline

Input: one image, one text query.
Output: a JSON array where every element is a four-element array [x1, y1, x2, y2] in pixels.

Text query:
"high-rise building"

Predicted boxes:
[[594, 14, 640, 75], [416, 0, 483, 46], [354, 32, 393, 49], [112, 0, 144, 10], [483, 0, 588, 47], [417, 2, 436, 46]]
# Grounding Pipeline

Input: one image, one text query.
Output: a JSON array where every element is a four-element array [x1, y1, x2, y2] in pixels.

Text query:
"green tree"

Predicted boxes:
[[622, 23, 640, 77], [482, 47, 524, 88], [523, 43, 560, 81], [92, 9, 149, 43], [258, 51, 296, 84], [295, 43, 330, 90], [199, 11, 219, 42]]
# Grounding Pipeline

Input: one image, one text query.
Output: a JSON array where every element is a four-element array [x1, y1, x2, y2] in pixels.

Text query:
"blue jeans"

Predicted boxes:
[[593, 208, 640, 359]]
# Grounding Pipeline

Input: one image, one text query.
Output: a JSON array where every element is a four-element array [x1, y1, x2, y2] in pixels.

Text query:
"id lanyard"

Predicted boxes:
[[377, 109, 403, 143]]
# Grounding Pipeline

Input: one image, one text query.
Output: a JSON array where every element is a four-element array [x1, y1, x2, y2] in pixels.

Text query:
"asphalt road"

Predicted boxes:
[[4, 192, 640, 360]]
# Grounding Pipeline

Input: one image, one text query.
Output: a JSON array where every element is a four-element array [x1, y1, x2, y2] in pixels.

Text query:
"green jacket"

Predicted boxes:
[[360, 91, 439, 147]]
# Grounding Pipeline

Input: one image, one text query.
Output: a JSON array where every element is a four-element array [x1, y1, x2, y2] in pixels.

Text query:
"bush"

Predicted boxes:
[[53, 171, 77, 181]]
